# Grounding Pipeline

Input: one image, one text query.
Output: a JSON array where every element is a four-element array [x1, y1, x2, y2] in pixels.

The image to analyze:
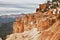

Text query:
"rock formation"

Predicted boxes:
[[13, 17, 24, 33], [7, 0, 60, 40], [39, 20, 60, 40], [6, 21, 60, 40]]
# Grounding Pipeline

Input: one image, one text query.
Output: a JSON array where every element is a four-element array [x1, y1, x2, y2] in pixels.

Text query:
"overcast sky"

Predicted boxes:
[[0, 0, 52, 16], [0, 0, 48, 4]]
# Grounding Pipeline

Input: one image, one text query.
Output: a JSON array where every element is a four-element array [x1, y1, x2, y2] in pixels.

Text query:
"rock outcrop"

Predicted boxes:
[[8, 0, 60, 40], [13, 17, 24, 33], [6, 28, 41, 40], [6, 20, 60, 40], [39, 20, 60, 40]]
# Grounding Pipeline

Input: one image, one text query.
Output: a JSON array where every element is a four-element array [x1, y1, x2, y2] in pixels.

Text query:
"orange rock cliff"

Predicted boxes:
[[12, 0, 60, 40]]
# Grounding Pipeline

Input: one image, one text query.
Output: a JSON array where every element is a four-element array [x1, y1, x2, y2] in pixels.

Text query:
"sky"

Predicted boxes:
[[0, 0, 52, 16]]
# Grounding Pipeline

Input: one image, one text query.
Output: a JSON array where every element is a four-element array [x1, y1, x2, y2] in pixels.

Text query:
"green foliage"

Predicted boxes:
[[0, 22, 13, 40]]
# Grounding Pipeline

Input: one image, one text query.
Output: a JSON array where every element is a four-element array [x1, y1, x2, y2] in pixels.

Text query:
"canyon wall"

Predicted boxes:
[[7, 1, 60, 40]]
